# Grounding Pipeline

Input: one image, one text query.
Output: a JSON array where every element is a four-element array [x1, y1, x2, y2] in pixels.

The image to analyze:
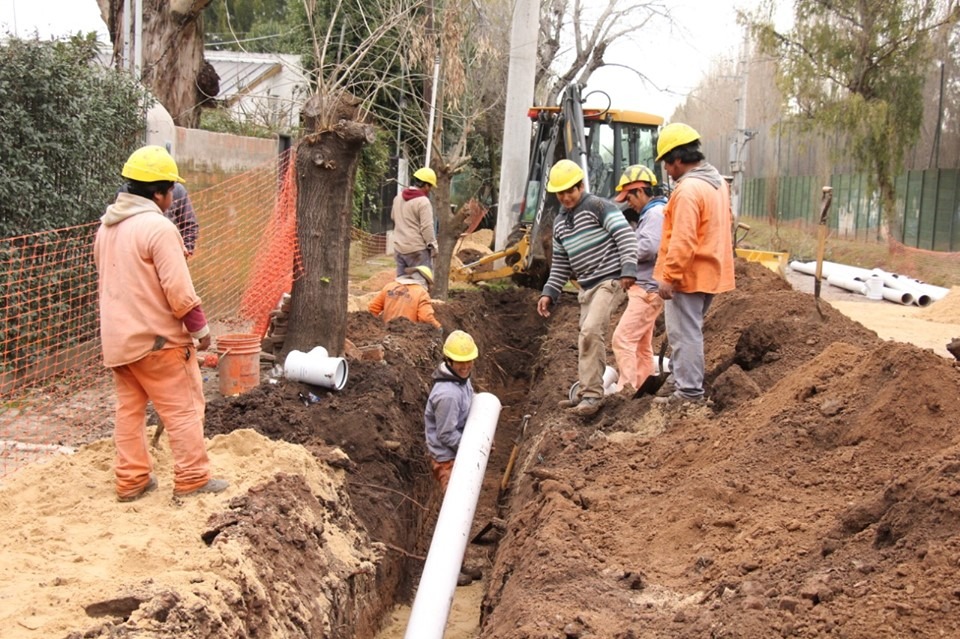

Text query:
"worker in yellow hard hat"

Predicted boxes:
[[652, 123, 736, 408], [94, 145, 228, 502], [536, 159, 639, 417], [611, 165, 667, 393], [391, 166, 438, 277], [368, 264, 441, 329], [423, 329, 482, 585]]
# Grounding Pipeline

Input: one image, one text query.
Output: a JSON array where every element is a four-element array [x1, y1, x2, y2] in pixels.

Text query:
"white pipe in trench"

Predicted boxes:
[[404, 392, 502, 639]]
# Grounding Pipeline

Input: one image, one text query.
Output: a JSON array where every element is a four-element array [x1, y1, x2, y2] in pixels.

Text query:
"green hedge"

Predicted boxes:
[[0, 34, 148, 237]]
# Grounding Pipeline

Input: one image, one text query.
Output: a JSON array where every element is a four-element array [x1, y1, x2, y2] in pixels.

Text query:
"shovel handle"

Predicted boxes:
[[814, 186, 833, 282]]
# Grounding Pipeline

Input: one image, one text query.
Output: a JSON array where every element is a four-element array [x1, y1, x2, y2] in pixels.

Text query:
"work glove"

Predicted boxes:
[[428, 244, 438, 259]]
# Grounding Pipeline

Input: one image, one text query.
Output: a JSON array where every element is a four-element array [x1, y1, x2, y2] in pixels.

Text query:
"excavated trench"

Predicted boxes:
[[93, 258, 960, 639], [200, 287, 548, 637], [22, 260, 960, 638]]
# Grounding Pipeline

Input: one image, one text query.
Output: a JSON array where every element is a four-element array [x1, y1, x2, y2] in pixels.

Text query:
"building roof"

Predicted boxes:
[[204, 51, 305, 105]]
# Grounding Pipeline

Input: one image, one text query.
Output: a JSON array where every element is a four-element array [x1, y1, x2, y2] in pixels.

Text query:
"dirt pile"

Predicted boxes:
[[0, 430, 383, 639], [3, 261, 960, 638], [480, 261, 960, 638]]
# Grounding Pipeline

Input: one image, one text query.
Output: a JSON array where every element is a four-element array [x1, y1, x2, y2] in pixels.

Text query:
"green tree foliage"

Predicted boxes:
[[748, 0, 960, 232], [204, 0, 306, 53], [0, 35, 149, 236]]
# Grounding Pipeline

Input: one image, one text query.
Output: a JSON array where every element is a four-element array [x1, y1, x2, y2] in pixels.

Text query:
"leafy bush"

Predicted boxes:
[[0, 34, 148, 237]]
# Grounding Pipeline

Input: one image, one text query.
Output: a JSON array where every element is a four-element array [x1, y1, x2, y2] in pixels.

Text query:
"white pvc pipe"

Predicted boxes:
[[404, 392, 502, 639], [790, 261, 949, 304], [880, 287, 914, 305], [283, 347, 349, 390], [826, 273, 866, 295], [875, 272, 931, 306], [823, 273, 914, 305], [568, 365, 619, 402]]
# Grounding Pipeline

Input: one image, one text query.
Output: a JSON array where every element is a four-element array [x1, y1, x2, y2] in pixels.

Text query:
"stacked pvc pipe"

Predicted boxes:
[[789, 260, 948, 307]]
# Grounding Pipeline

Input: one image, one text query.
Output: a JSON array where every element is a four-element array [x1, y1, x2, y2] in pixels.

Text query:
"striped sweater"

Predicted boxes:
[[541, 193, 639, 301]]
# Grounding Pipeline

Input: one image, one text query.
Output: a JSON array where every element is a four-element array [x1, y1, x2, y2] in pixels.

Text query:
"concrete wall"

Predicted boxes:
[[145, 103, 280, 177], [175, 127, 279, 174]]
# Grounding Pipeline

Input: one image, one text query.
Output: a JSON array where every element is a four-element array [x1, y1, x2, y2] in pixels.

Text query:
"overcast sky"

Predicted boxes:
[[0, 0, 790, 119]]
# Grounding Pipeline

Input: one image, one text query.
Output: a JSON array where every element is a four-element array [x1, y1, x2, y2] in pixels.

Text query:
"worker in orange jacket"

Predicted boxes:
[[95, 145, 229, 502], [653, 124, 735, 407], [368, 265, 442, 329]]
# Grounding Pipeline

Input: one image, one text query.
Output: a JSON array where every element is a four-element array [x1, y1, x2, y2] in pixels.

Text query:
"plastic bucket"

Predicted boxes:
[[217, 333, 262, 396], [284, 347, 349, 391], [568, 365, 619, 402]]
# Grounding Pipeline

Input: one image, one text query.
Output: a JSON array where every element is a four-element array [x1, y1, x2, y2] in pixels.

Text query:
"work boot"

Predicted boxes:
[[572, 397, 603, 417], [117, 476, 157, 502], [174, 478, 230, 497], [558, 398, 579, 409]]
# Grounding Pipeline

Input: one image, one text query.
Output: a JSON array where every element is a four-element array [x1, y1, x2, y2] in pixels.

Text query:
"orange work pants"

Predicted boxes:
[[111, 346, 210, 498], [430, 458, 454, 493], [612, 287, 664, 391]]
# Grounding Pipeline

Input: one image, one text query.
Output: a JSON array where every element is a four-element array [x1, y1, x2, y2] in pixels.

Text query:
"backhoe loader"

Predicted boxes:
[[450, 82, 663, 289]]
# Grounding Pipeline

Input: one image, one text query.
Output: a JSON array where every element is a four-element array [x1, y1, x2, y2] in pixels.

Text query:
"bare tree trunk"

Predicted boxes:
[[98, 0, 212, 128], [431, 170, 457, 301], [284, 97, 375, 357]]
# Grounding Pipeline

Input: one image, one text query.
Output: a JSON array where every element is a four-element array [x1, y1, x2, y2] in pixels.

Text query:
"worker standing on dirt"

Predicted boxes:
[[94, 145, 229, 502], [536, 159, 639, 417], [391, 167, 438, 277], [368, 265, 442, 329], [611, 165, 666, 393], [653, 123, 735, 406]]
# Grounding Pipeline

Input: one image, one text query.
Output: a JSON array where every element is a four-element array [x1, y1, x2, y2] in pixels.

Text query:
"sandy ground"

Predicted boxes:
[[785, 267, 959, 358]]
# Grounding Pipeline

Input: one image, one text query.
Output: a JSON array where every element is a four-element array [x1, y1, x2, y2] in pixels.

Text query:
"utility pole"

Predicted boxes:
[[494, 0, 539, 251]]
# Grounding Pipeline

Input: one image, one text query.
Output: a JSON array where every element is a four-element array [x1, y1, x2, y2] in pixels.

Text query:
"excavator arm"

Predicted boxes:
[[449, 228, 533, 283]]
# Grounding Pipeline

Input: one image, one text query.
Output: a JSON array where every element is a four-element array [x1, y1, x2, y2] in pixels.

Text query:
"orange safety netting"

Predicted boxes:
[[0, 150, 303, 478], [239, 151, 302, 339]]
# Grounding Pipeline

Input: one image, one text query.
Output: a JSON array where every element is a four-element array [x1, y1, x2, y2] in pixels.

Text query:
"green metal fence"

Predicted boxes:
[[742, 168, 960, 251]]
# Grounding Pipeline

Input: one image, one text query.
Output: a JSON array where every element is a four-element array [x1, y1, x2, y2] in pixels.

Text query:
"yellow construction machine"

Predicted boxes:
[[450, 83, 664, 289]]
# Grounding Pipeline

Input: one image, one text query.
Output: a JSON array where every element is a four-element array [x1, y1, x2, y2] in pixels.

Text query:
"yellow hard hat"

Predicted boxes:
[[546, 159, 585, 193], [443, 330, 478, 362], [413, 167, 437, 187], [412, 265, 434, 286], [121, 145, 185, 183], [655, 123, 701, 162], [614, 165, 657, 202]]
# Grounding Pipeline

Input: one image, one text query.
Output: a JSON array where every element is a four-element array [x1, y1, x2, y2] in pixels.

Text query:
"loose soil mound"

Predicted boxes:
[[480, 261, 960, 638], [3, 262, 960, 638]]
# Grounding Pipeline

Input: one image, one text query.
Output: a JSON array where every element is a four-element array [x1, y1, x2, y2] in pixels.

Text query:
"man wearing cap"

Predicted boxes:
[[95, 145, 229, 502], [611, 165, 667, 393], [652, 123, 735, 407], [536, 159, 638, 417], [368, 265, 442, 329], [391, 166, 438, 277]]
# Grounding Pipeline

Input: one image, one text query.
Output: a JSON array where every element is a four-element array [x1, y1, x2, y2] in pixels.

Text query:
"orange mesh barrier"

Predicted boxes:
[[239, 153, 302, 338], [0, 150, 303, 478]]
